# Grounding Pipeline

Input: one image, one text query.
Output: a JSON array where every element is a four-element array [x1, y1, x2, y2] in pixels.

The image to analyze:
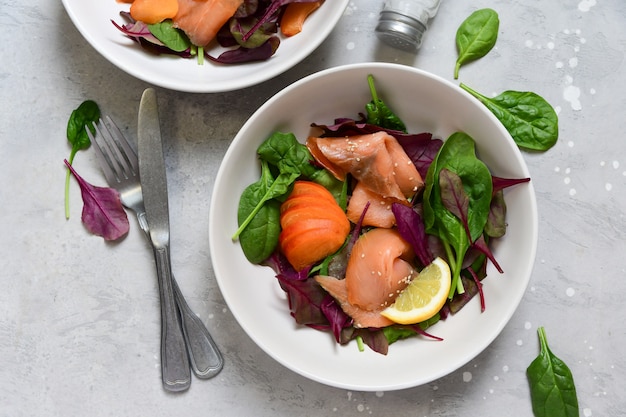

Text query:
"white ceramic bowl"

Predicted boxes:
[[62, 0, 349, 93], [209, 63, 538, 391]]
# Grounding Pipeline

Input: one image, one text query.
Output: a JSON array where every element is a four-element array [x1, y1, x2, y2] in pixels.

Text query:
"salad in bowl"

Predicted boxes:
[[61, 0, 348, 92], [209, 63, 537, 390]]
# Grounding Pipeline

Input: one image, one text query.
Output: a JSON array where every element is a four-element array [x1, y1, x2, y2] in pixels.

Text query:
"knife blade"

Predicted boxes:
[[137, 88, 191, 392]]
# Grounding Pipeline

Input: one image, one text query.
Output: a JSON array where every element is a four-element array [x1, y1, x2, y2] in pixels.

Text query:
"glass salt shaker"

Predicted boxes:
[[375, 0, 442, 51]]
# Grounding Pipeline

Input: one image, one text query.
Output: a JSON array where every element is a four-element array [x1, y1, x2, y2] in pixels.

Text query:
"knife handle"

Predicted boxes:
[[153, 245, 191, 392], [172, 278, 224, 379]]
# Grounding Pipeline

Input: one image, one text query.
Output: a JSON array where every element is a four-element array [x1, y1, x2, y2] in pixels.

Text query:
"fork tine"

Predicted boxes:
[[98, 118, 135, 182], [103, 115, 139, 175], [88, 121, 119, 186]]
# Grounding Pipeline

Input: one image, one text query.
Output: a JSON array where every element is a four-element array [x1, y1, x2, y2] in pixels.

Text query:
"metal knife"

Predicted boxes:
[[138, 88, 191, 392]]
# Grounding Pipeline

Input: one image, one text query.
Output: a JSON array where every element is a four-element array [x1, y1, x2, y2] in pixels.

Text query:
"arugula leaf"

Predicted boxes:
[[454, 8, 500, 79], [527, 327, 579, 417], [64, 100, 100, 219]]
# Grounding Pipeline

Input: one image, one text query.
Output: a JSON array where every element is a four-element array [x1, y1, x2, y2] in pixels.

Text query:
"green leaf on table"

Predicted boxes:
[[460, 83, 559, 151], [65, 99, 100, 219], [455, 8, 500, 79], [527, 327, 579, 417]]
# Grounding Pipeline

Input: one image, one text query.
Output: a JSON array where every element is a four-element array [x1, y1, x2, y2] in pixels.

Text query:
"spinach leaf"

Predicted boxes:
[[234, 132, 345, 259], [423, 132, 493, 297], [65, 100, 100, 219], [460, 83, 559, 151], [257, 131, 345, 204], [236, 161, 283, 263], [148, 20, 192, 52], [365, 74, 407, 133], [454, 8, 499, 79], [233, 160, 298, 241], [527, 327, 579, 417]]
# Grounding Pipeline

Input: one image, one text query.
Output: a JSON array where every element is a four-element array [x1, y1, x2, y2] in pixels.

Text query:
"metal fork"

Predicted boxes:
[[88, 116, 223, 381]]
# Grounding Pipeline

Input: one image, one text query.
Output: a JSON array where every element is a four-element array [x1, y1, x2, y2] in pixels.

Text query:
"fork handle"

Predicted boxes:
[[152, 245, 191, 392], [172, 278, 224, 379], [138, 212, 223, 379]]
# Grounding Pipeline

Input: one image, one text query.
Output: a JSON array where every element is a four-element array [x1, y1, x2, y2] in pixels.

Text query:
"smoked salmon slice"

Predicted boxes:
[[315, 275, 395, 328], [306, 131, 424, 200], [314, 228, 417, 328], [346, 181, 408, 228], [173, 0, 244, 47]]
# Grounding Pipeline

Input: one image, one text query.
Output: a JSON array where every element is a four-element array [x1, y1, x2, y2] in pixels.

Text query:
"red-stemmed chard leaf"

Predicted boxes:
[[64, 160, 129, 241], [318, 294, 353, 343], [492, 175, 530, 195], [392, 202, 433, 267], [485, 189, 506, 238], [241, 0, 321, 41], [206, 37, 280, 64], [466, 266, 485, 312], [472, 234, 503, 273], [439, 168, 472, 241], [276, 273, 328, 326]]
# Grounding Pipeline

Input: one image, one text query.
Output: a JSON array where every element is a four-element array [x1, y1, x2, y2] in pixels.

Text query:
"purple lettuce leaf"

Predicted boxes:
[[319, 295, 353, 343], [206, 37, 280, 64], [64, 160, 129, 241], [276, 273, 328, 326]]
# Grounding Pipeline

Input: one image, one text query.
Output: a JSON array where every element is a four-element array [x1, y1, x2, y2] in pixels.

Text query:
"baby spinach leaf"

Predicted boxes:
[[258, 131, 345, 203], [423, 132, 493, 297], [460, 83, 559, 151], [527, 327, 579, 417], [365, 74, 407, 133], [234, 159, 298, 242], [455, 8, 499, 79], [237, 162, 282, 263], [148, 20, 191, 52], [65, 100, 100, 219]]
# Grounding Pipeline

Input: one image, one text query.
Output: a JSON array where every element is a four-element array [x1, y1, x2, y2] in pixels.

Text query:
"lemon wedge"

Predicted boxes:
[[380, 257, 451, 325]]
